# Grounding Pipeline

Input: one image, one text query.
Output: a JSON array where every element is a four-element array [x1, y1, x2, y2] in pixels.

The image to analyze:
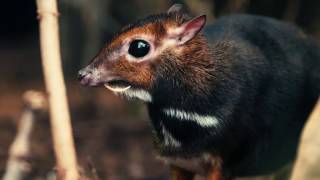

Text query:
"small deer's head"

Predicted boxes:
[[78, 4, 208, 102]]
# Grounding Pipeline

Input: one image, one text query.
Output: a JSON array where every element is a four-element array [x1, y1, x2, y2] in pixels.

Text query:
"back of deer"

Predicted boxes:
[[78, 4, 320, 179]]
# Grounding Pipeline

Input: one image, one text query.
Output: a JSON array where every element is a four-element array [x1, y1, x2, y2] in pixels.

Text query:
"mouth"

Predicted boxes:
[[104, 79, 131, 92]]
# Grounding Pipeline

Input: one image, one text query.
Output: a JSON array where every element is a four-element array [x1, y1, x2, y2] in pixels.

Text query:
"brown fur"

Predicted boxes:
[[111, 58, 155, 89], [208, 158, 225, 180], [169, 156, 225, 180], [156, 33, 215, 96], [170, 166, 195, 180], [92, 12, 210, 92]]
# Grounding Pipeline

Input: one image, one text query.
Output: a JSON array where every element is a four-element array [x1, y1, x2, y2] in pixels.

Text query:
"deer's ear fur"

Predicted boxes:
[[167, 4, 184, 14], [168, 15, 207, 45]]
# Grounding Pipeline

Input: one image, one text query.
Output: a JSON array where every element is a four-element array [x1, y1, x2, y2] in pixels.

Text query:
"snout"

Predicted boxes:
[[78, 66, 133, 91], [78, 67, 101, 86]]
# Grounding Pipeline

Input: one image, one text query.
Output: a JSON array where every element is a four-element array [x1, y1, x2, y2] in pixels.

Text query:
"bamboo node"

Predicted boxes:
[[37, 11, 60, 19]]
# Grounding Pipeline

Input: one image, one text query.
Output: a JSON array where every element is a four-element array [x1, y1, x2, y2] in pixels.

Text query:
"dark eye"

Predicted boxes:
[[128, 39, 150, 58]]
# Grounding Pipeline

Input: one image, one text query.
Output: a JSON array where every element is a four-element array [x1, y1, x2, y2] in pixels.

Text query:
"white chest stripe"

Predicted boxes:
[[162, 108, 219, 127], [116, 89, 152, 102], [161, 123, 181, 147]]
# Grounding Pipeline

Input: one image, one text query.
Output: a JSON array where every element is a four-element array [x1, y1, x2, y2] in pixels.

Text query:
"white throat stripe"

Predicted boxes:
[[116, 89, 152, 102], [162, 108, 219, 127]]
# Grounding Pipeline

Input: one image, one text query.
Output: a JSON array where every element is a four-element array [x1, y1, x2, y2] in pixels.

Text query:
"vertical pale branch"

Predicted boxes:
[[291, 98, 320, 180], [35, 0, 79, 179], [3, 91, 46, 180]]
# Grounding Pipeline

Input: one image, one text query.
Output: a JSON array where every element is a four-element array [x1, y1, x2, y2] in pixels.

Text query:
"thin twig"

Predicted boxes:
[[3, 91, 46, 180], [36, 0, 79, 179]]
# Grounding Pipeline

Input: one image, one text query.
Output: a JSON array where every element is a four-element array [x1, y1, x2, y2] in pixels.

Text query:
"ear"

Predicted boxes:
[[167, 4, 184, 14], [167, 4, 190, 24], [169, 15, 207, 45]]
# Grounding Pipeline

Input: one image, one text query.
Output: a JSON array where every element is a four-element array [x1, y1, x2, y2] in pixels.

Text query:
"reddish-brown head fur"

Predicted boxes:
[[78, 4, 212, 102]]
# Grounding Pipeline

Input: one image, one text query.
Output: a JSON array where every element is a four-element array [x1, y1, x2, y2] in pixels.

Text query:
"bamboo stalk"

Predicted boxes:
[[35, 0, 79, 179]]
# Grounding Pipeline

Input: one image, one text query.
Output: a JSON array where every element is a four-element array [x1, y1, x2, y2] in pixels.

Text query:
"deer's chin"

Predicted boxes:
[[104, 84, 131, 92]]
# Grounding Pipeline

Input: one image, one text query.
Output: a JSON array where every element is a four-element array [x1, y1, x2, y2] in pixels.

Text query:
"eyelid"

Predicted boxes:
[[130, 38, 149, 44]]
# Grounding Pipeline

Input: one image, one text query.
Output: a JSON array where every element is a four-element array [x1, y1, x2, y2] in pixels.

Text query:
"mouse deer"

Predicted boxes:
[[78, 4, 320, 180]]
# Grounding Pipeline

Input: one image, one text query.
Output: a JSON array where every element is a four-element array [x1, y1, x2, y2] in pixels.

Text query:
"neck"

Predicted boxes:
[[146, 35, 229, 155], [151, 34, 218, 111]]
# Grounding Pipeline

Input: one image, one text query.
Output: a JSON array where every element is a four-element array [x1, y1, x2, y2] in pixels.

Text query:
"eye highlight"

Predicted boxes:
[[128, 39, 150, 58]]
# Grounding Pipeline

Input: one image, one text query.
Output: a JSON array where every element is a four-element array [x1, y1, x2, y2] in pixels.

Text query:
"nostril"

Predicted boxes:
[[77, 68, 91, 81], [78, 67, 97, 86], [77, 71, 85, 81]]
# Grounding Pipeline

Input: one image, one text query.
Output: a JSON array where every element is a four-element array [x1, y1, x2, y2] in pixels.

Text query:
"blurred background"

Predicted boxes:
[[0, 0, 320, 179]]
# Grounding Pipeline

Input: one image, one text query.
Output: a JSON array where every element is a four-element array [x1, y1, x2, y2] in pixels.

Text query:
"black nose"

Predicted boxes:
[[77, 68, 93, 86], [77, 69, 88, 81]]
